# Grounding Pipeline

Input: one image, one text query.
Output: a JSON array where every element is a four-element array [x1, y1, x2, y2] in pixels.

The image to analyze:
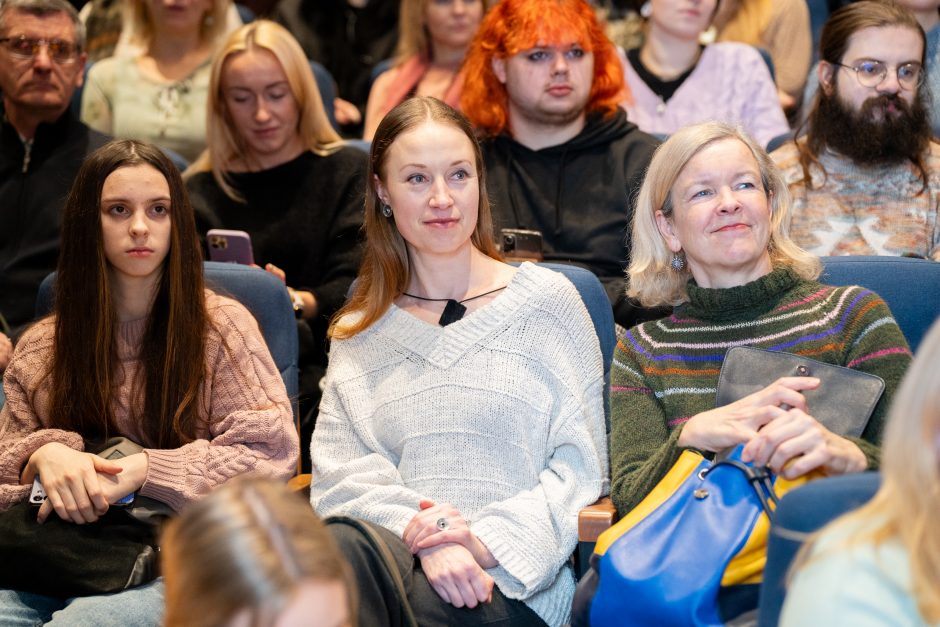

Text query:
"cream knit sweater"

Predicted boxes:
[[311, 263, 608, 627]]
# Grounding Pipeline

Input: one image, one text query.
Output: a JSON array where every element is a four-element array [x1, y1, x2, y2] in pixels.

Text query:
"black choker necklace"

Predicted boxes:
[[402, 286, 507, 326]]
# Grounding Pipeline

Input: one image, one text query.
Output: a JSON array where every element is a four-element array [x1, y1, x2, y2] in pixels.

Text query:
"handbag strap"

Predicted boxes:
[[325, 516, 419, 627], [706, 457, 780, 522]]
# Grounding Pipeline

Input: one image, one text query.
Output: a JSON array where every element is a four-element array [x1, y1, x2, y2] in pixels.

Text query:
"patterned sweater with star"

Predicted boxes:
[[310, 263, 608, 627], [610, 267, 911, 516]]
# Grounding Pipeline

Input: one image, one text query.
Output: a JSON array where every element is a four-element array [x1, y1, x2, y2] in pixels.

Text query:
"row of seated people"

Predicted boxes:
[[0, 92, 934, 626]]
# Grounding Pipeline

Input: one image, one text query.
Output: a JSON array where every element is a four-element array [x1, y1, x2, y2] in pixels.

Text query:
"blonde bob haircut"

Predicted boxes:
[[329, 96, 501, 339], [162, 476, 356, 627], [793, 318, 940, 623], [186, 20, 343, 200], [395, 0, 490, 63], [123, 0, 230, 49], [628, 121, 821, 308]]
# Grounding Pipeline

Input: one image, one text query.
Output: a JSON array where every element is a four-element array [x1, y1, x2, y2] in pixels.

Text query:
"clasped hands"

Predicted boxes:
[[402, 499, 497, 609], [22, 442, 148, 525], [677, 376, 868, 479]]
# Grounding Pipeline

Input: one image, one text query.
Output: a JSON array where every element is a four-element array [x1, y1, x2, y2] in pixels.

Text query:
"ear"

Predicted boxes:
[[818, 62, 835, 96], [373, 174, 390, 207], [491, 57, 507, 84], [655, 210, 682, 253], [72, 51, 88, 90]]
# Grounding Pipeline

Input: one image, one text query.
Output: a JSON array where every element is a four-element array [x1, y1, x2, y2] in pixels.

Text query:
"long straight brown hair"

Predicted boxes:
[[48, 140, 209, 449]]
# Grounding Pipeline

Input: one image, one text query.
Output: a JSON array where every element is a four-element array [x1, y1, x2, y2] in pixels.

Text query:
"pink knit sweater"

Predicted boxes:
[[0, 290, 299, 512]]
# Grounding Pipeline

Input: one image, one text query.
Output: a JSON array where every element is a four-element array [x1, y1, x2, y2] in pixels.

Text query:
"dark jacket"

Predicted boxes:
[[0, 109, 109, 334], [482, 109, 660, 327]]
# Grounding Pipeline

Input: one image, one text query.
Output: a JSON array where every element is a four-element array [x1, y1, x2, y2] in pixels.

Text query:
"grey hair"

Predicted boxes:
[[0, 0, 85, 49]]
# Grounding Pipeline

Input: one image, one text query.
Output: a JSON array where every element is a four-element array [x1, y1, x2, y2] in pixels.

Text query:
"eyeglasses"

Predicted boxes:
[[0, 36, 80, 64], [832, 60, 924, 91]]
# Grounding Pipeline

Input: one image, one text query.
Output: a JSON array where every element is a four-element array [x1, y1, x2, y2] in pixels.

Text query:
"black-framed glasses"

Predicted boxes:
[[0, 36, 80, 64], [832, 60, 924, 91]]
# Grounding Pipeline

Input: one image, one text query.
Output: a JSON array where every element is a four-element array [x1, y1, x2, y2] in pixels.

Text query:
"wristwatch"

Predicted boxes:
[[287, 287, 305, 319]]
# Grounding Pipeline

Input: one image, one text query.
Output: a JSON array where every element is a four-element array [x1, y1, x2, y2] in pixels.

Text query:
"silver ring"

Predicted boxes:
[[436, 517, 450, 531]]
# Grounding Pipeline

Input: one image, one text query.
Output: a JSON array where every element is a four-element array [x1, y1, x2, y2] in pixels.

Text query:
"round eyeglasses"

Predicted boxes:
[[832, 60, 924, 91], [0, 36, 80, 64]]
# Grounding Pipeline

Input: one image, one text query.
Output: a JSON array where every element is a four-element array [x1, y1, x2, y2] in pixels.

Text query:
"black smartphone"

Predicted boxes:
[[500, 228, 544, 262]]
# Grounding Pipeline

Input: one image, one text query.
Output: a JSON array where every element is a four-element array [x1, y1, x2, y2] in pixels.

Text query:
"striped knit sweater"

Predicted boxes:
[[610, 267, 912, 516]]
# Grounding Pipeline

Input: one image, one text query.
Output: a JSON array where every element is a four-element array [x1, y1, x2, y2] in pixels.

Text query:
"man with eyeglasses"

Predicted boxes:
[[772, 1, 940, 260], [0, 0, 108, 357]]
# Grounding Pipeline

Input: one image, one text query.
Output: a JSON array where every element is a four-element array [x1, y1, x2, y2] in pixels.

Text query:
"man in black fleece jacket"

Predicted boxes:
[[462, 0, 661, 328]]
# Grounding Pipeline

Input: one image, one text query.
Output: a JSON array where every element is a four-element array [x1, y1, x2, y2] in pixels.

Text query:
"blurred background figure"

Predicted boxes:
[[81, 0, 235, 162], [712, 0, 812, 115], [623, 0, 788, 147], [362, 0, 487, 140], [163, 477, 354, 627], [782, 317, 940, 627]]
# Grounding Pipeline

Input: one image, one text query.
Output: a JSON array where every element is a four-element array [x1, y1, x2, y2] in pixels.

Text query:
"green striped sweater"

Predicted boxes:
[[610, 266, 912, 516]]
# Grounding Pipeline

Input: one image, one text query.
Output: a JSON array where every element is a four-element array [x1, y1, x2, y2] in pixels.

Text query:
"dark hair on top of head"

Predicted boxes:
[[796, 0, 929, 190], [0, 0, 85, 48], [329, 96, 501, 339], [48, 139, 208, 449]]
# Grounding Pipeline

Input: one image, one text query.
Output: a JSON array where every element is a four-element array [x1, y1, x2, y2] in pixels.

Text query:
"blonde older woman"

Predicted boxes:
[[609, 121, 912, 620], [81, 0, 234, 161], [184, 20, 367, 466], [782, 318, 940, 626]]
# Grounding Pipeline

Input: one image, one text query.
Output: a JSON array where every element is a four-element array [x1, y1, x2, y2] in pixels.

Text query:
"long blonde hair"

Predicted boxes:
[[715, 0, 773, 47], [794, 319, 940, 623], [627, 121, 820, 308], [185, 20, 343, 200], [328, 96, 501, 339], [162, 476, 355, 627]]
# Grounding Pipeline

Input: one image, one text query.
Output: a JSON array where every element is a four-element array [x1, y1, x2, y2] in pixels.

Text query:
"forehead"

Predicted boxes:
[[504, 12, 591, 54], [384, 120, 475, 167], [222, 48, 288, 84], [842, 25, 923, 64], [676, 138, 760, 183], [1, 9, 76, 41]]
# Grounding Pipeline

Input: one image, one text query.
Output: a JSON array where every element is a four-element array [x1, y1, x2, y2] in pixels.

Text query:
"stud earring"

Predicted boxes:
[[670, 252, 686, 272], [640, 1, 652, 18], [381, 203, 393, 218]]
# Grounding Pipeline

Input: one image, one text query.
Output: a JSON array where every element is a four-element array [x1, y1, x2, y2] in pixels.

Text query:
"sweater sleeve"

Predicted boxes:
[[309, 345, 427, 534], [838, 288, 913, 469], [468, 301, 607, 599], [0, 324, 85, 511], [301, 149, 365, 320], [736, 45, 790, 147], [79, 58, 114, 135], [139, 298, 299, 511], [608, 333, 686, 517]]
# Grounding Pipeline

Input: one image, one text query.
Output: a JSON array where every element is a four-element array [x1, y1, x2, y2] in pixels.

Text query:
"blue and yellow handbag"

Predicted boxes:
[[588, 445, 812, 627]]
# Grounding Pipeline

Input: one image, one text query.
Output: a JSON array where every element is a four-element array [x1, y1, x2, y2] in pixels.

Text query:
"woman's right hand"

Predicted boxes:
[[22, 442, 123, 524], [418, 543, 494, 609], [677, 377, 821, 452]]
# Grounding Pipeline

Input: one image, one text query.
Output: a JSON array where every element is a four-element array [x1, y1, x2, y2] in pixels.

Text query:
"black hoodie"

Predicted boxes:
[[483, 109, 661, 327]]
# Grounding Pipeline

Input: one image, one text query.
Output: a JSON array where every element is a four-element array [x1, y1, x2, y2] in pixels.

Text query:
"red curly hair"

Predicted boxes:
[[460, 0, 625, 137]]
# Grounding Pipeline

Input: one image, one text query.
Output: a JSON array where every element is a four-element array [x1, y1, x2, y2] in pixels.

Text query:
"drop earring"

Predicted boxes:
[[640, 1, 652, 18], [670, 252, 686, 272], [381, 203, 393, 218]]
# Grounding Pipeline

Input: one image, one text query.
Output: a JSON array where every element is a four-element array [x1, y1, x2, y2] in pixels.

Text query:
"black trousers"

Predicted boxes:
[[328, 519, 548, 627]]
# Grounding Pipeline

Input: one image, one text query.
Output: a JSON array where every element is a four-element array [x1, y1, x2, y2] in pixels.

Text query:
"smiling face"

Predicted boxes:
[[656, 138, 773, 288], [222, 48, 304, 170], [491, 40, 594, 129], [100, 164, 172, 293], [374, 120, 480, 263], [425, 0, 484, 54], [648, 0, 717, 40]]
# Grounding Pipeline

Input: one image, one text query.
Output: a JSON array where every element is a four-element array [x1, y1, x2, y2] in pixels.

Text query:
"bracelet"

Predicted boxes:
[[286, 287, 305, 319]]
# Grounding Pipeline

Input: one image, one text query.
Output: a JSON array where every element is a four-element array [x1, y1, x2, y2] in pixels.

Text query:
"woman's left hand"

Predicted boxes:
[[37, 452, 151, 522], [741, 408, 868, 479], [403, 499, 497, 569]]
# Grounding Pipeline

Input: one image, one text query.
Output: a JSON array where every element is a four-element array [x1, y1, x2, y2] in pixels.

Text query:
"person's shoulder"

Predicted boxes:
[[769, 138, 803, 170], [204, 289, 261, 336], [12, 318, 56, 357], [704, 41, 763, 64], [86, 54, 126, 81], [323, 144, 369, 172], [924, 139, 940, 168]]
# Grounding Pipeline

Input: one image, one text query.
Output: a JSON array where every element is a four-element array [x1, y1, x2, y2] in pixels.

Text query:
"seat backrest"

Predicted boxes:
[[757, 472, 881, 627], [538, 263, 616, 425], [820, 256, 940, 353], [310, 60, 339, 132], [35, 262, 299, 417]]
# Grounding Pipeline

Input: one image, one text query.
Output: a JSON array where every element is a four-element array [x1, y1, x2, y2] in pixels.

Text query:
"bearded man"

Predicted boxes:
[[772, 0, 940, 260]]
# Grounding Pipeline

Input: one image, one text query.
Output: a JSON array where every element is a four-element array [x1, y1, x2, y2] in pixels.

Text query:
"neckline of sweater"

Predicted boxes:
[[679, 266, 803, 322]]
